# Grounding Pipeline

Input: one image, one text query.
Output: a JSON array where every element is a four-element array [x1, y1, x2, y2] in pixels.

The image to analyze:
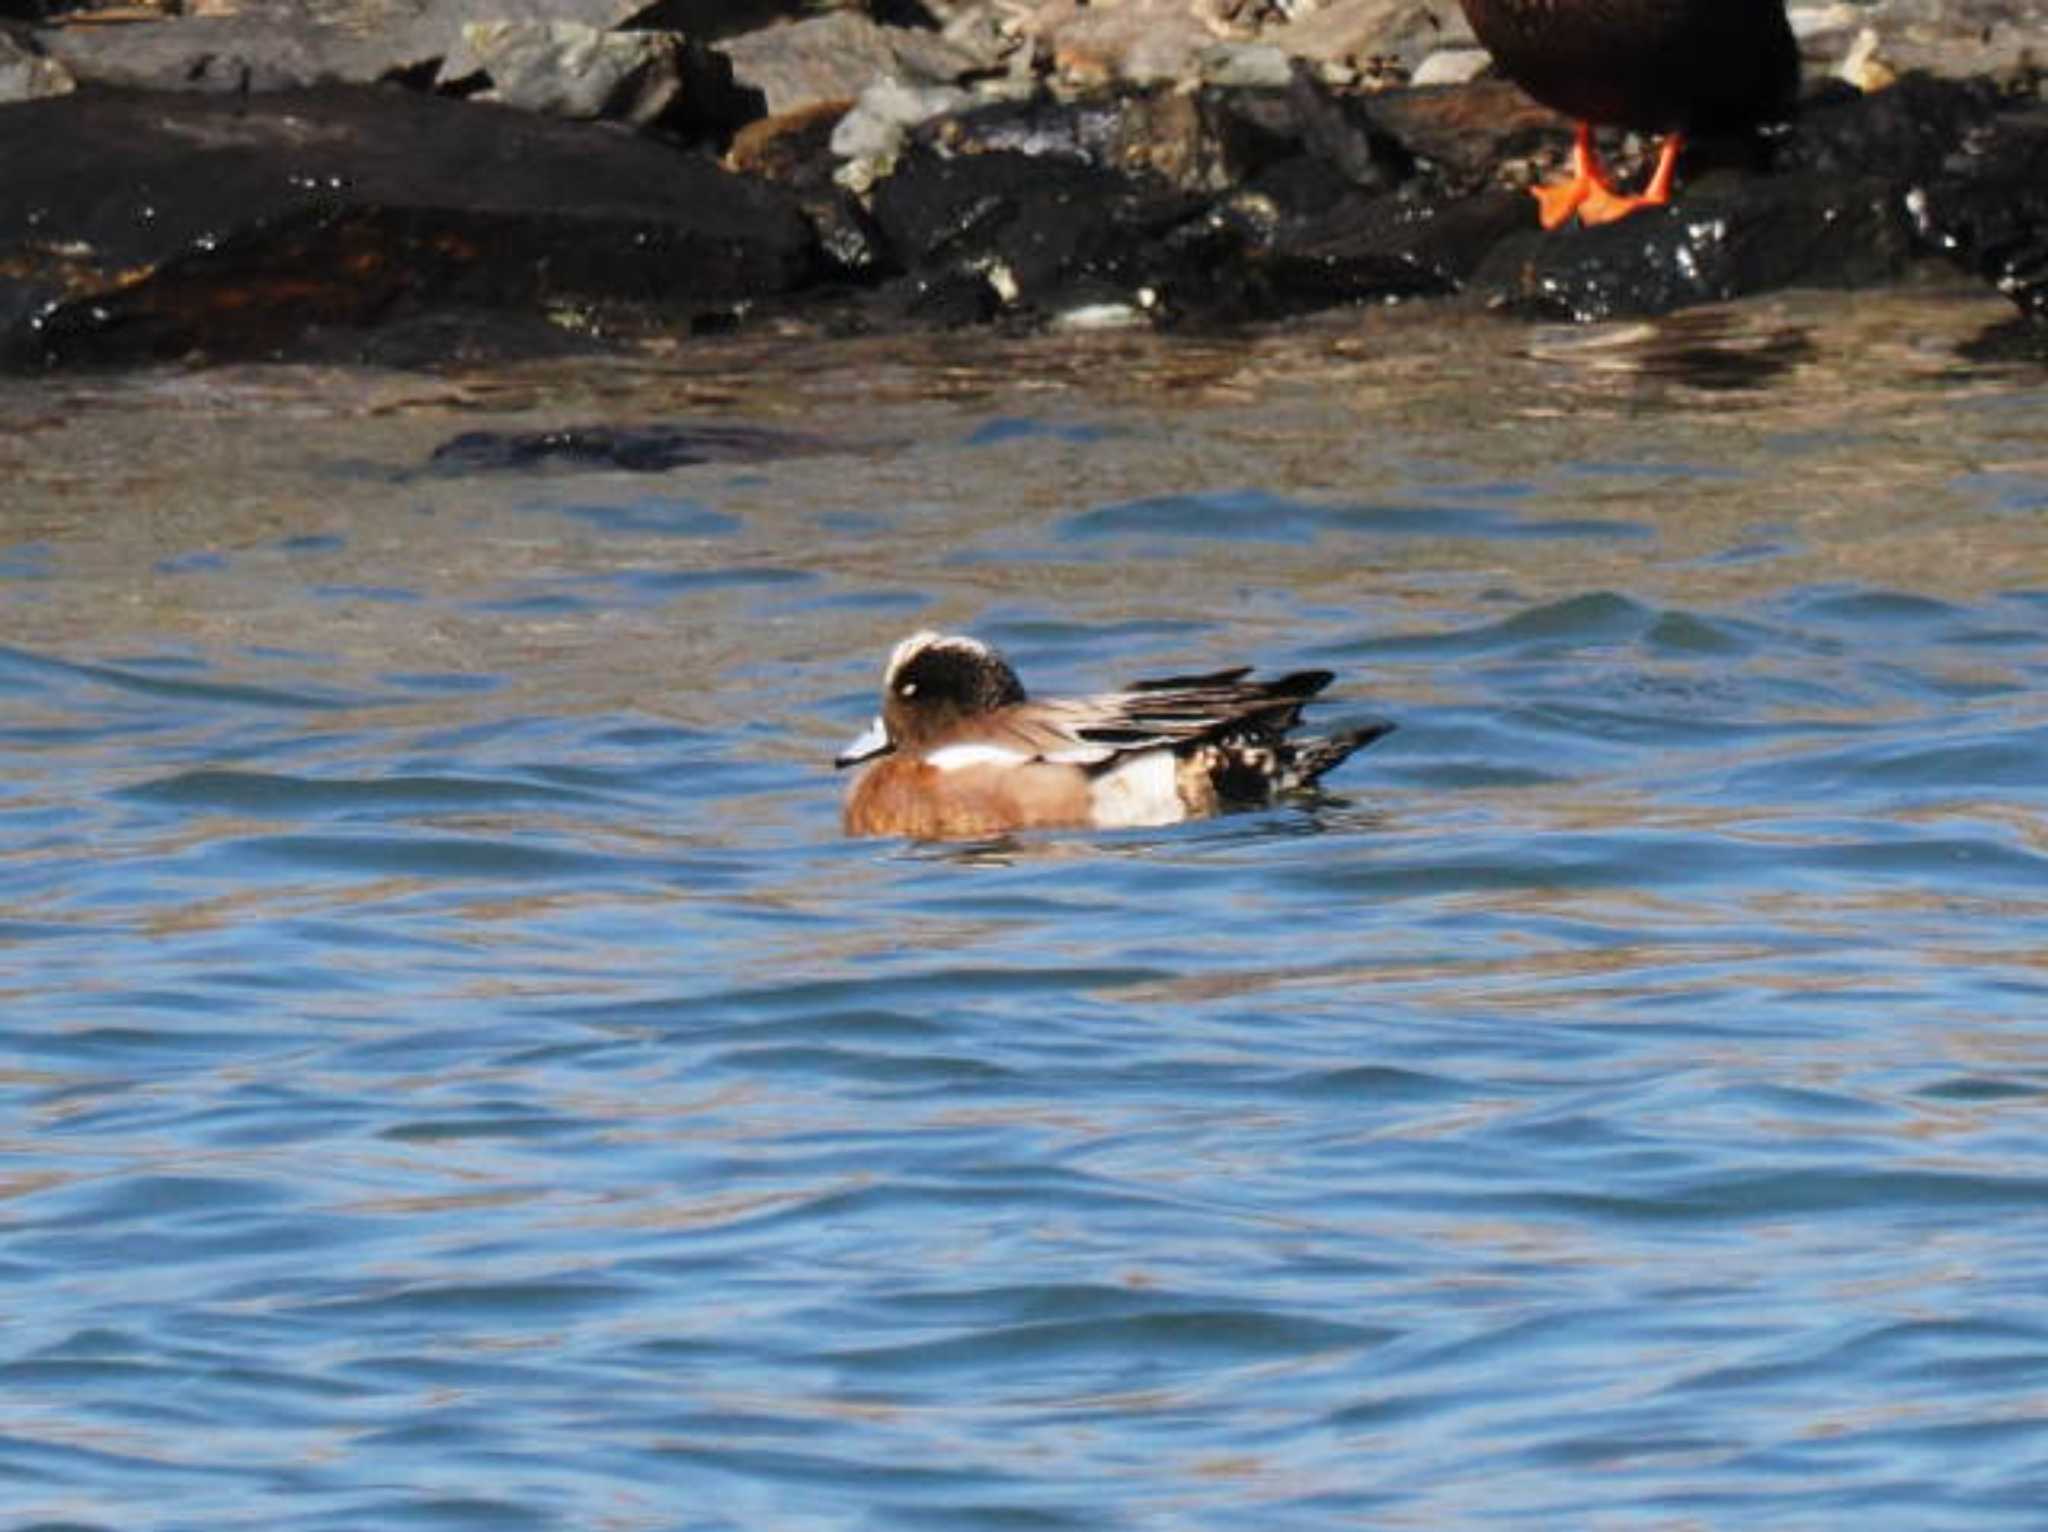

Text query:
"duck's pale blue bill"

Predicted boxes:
[[835, 716, 893, 769]]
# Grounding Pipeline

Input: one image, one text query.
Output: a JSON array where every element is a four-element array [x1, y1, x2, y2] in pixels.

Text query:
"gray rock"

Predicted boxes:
[[1199, 42, 1296, 89], [0, 30, 74, 103], [31, 0, 647, 94], [719, 10, 987, 117], [397, 0, 649, 65], [1259, 0, 1475, 72], [1030, 0, 1213, 88], [441, 22, 684, 123], [1026, 0, 1474, 91], [830, 75, 973, 161], [938, 2, 1027, 72], [34, 13, 397, 93], [1788, 1, 2048, 83]]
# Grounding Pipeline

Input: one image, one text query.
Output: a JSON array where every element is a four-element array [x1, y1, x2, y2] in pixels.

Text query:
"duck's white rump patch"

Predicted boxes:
[[1087, 749, 1186, 828], [926, 742, 1033, 772]]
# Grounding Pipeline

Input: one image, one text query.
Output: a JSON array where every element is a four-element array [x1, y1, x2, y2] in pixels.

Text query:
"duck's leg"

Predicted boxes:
[[1531, 121, 1613, 230], [1576, 132, 1684, 226]]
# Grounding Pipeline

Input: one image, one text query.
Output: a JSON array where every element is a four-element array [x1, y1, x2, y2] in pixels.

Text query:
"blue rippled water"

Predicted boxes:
[[5, 342, 2048, 1530]]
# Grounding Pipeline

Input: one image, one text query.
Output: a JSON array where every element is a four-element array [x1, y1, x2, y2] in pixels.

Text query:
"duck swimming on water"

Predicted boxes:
[[836, 632, 1394, 840], [1457, 0, 1799, 228]]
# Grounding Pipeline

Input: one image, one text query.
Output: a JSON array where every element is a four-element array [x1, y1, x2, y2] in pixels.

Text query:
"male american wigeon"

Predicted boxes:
[[836, 631, 1395, 840]]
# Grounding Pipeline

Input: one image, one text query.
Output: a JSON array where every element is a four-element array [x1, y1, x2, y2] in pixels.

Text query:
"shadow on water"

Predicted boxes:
[[1, 287, 2047, 1529], [1521, 305, 1822, 394]]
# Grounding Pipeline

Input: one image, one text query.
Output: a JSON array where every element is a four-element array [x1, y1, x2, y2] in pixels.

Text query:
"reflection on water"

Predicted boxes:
[[3, 287, 2048, 1529]]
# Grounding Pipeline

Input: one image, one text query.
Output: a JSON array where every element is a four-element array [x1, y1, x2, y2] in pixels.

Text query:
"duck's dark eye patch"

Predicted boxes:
[[894, 645, 1027, 712]]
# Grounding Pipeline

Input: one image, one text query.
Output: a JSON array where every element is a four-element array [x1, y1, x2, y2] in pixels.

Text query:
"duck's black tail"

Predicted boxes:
[[1279, 718, 1397, 792]]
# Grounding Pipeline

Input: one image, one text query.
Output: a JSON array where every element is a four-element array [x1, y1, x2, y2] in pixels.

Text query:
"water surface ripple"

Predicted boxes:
[[4, 298, 2048, 1529]]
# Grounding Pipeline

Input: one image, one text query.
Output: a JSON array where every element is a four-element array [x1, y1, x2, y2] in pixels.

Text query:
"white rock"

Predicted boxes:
[[1409, 47, 1492, 87]]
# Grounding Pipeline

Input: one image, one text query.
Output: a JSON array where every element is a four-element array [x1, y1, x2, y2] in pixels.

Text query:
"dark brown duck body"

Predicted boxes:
[[1459, 0, 1797, 134], [1458, 0, 1797, 227]]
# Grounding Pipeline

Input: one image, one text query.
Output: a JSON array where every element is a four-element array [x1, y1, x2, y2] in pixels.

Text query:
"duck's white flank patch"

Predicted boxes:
[[1087, 749, 1186, 828], [1042, 744, 1115, 766], [926, 742, 1033, 772]]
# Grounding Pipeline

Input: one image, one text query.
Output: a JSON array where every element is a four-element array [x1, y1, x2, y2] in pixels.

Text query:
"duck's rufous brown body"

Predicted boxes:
[[1458, 0, 1799, 228]]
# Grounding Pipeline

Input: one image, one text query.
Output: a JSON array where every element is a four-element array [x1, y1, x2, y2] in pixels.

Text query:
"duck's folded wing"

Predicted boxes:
[[987, 671, 1339, 765], [1120, 666, 1253, 693]]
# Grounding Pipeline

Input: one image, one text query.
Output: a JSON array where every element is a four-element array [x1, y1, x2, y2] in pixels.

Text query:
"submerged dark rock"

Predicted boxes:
[[428, 421, 831, 473]]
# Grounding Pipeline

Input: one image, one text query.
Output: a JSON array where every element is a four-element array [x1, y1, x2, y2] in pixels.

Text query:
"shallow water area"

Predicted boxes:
[[4, 289, 2048, 1529]]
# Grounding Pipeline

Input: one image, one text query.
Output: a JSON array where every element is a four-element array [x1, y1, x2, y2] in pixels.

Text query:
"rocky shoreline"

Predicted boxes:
[[1, 0, 2043, 369]]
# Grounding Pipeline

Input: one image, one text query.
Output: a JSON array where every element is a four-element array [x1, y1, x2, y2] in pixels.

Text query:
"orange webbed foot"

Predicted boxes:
[[1532, 175, 1593, 230], [1575, 133, 1684, 225], [1532, 127, 1685, 230], [1574, 185, 1668, 225]]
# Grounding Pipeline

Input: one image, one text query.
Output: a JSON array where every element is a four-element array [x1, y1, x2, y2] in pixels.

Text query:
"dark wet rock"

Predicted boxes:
[[1473, 171, 1919, 322], [1776, 72, 2047, 324], [746, 64, 2048, 333], [847, 74, 1503, 323], [1248, 183, 1532, 304], [0, 85, 817, 367], [864, 146, 1196, 319], [428, 421, 829, 473], [1779, 70, 2010, 183], [726, 98, 890, 277], [1915, 106, 2048, 323], [849, 80, 1491, 328], [1445, 71, 2048, 322]]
